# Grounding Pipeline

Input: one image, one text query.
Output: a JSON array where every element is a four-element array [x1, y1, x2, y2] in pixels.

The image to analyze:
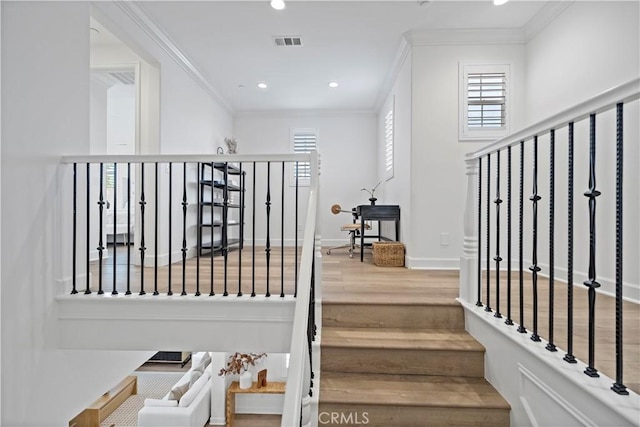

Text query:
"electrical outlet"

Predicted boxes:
[[440, 232, 450, 246]]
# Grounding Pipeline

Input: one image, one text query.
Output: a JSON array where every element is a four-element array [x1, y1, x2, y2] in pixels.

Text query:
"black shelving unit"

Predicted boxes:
[[198, 162, 245, 255]]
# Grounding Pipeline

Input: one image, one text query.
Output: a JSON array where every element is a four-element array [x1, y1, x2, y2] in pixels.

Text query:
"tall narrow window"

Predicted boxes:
[[384, 97, 394, 180], [459, 63, 511, 141], [291, 128, 317, 185]]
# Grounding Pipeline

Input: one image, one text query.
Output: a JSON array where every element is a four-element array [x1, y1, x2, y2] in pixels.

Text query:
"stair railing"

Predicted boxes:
[[460, 78, 639, 395]]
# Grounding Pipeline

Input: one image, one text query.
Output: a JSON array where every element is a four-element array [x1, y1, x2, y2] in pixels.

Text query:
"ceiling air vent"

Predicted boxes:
[[273, 36, 303, 47]]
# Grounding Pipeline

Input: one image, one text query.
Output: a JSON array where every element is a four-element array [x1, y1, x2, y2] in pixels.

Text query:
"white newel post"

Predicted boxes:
[[460, 154, 479, 305], [300, 350, 312, 427]]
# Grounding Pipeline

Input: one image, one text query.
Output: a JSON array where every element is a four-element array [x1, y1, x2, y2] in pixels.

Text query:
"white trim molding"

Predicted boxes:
[[405, 256, 459, 270]]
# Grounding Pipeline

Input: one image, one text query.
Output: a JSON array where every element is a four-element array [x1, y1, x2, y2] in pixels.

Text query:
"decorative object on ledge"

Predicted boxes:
[[257, 369, 267, 388], [218, 352, 267, 390], [361, 181, 382, 205], [224, 137, 238, 154]]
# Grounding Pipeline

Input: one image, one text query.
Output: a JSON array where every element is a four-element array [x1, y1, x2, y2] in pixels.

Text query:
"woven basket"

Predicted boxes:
[[372, 241, 405, 267]]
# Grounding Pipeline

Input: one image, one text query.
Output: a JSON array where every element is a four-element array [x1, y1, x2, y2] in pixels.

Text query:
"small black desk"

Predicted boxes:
[[355, 205, 400, 262]]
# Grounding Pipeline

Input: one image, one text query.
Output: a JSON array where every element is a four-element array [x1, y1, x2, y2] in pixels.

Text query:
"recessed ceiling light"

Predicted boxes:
[[257, 82, 268, 89], [493, 0, 509, 5], [270, 0, 286, 10], [328, 82, 339, 88]]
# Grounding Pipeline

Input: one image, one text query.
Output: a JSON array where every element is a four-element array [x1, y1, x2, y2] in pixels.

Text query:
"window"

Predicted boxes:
[[384, 97, 394, 181], [459, 63, 511, 141], [291, 128, 317, 185]]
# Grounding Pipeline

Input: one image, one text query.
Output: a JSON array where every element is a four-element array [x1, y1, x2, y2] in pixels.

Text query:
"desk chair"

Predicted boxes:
[[326, 204, 371, 258]]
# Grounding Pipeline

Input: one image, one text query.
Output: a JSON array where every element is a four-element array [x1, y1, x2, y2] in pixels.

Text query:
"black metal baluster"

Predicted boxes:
[[126, 162, 131, 295], [139, 163, 147, 295], [168, 162, 173, 296], [281, 162, 285, 298], [251, 162, 256, 297], [195, 163, 201, 296], [237, 163, 244, 297], [506, 147, 513, 325], [546, 130, 557, 352], [97, 163, 105, 295], [564, 123, 576, 364], [517, 141, 526, 334], [295, 161, 299, 297], [477, 157, 482, 307], [181, 163, 188, 296], [485, 153, 492, 313], [265, 162, 272, 297], [583, 113, 600, 378], [612, 103, 628, 395], [210, 163, 215, 296], [494, 151, 503, 318], [530, 136, 541, 342], [72, 163, 78, 294], [223, 164, 229, 297], [154, 163, 159, 296], [195, 162, 200, 297], [112, 163, 118, 295], [85, 163, 91, 294]]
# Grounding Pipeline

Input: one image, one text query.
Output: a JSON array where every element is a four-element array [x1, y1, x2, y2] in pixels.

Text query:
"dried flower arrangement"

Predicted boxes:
[[218, 352, 267, 376]]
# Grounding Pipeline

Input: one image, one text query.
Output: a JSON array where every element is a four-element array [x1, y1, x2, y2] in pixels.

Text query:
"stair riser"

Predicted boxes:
[[318, 403, 510, 427], [323, 304, 465, 329], [321, 347, 485, 377]]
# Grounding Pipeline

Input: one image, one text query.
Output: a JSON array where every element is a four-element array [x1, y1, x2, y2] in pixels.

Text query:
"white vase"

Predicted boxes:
[[239, 370, 252, 389]]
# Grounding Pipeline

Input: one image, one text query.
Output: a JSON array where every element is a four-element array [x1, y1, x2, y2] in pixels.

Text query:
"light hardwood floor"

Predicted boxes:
[[93, 244, 639, 396]]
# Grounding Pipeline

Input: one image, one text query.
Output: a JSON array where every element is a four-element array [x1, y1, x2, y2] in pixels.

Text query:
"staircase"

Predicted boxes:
[[319, 299, 511, 426]]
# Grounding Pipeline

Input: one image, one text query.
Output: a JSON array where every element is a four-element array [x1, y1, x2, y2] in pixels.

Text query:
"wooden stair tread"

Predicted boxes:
[[322, 296, 461, 306], [322, 327, 485, 352], [320, 372, 510, 409]]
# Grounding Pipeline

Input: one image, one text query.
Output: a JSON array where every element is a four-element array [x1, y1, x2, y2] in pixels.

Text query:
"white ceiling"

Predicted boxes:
[[94, 1, 552, 112]]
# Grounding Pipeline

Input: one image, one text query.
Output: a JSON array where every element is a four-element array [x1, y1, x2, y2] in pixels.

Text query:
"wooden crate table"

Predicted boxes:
[[225, 380, 285, 427]]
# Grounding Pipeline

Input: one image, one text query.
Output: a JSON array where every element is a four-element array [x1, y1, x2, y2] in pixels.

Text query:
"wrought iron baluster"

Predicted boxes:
[[168, 162, 173, 296], [281, 161, 285, 298], [252, 162, 257, 297], [517, 141, 526, 334], [477, 157, 482, 307], [72, 163, 78, 294], [485, 153, 492, 313], [564, 123, 576, 363], [583, 113, 600, 378], [112, 163, 118, 295], [126, 162, 131, 295], [85, 163, 91, 294], [505, 146, 513, 325], [154, 163, 159, 296], [139, 163, 147, 295], [181, 162, 188, 296], [210, 163, 215, 296], [97, 162, 105, 295], [546, 131, 557, 351], [195, 163, 201, 296], [238, 163, 244, 297], [612, 103, 628, 395], [265, 161, 272, 297], [529, 136, 541, 342], [494, 150, 503, 318]]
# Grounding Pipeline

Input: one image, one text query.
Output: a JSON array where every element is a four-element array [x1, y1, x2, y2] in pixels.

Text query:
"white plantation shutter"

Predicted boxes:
[[384, 102, 394, 180], [467, 72, 506, 129], [291, 129, 317, 184]]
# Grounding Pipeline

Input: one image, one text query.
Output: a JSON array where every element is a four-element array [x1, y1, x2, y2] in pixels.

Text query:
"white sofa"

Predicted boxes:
[[138, 352, 212, 427]]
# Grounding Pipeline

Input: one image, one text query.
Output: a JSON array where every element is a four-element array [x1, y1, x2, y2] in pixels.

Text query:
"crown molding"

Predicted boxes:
[[374, 36, 412, 112], [406, 28, 526, 46], [114, 1, 235, 115], [524, 1, 574, 42], [236, 109, 376, 119]]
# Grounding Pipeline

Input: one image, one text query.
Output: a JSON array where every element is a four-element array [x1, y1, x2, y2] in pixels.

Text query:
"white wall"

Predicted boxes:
[[377, 49, 412, 250], [409, 40, 527, 269], [1, 2, 236, 425], [234, 111, 377, 246]]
